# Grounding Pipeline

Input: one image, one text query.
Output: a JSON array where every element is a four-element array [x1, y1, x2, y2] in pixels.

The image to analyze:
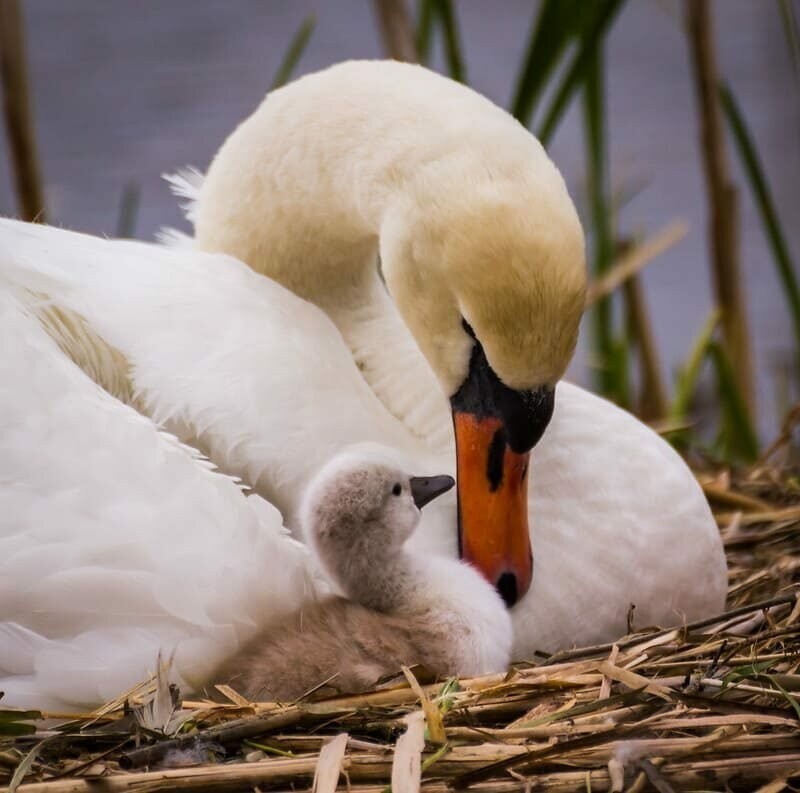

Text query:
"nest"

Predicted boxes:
[[2, 458, 799, 793]]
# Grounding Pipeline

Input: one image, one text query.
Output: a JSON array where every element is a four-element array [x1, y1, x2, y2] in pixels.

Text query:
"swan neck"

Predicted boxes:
[[326, 536, 421, 614]]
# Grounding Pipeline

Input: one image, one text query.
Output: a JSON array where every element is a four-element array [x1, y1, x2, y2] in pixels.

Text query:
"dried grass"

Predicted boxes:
[[2, 458, 798, 793]]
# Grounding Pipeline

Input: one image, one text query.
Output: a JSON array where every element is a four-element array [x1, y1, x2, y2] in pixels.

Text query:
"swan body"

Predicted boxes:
[[215, 450, 510, 700], [0, 219, 726, 696], [0, 60, 727, 708]]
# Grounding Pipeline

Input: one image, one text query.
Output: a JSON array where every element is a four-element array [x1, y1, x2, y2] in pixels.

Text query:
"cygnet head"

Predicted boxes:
[[301, 450, 454, 604]]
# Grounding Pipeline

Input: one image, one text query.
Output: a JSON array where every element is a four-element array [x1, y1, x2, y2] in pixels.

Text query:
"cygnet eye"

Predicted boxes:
[[392, 483, 402, 496]]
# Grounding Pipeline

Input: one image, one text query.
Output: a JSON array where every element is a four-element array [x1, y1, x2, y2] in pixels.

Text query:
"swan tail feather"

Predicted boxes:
[[162, 167, 204, 224]]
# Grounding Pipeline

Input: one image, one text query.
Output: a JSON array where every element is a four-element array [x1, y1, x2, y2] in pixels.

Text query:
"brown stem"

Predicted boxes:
[[685, 0, 754, 417], [119, 709, 300, 769], [0, 0, 46, 222], [543, 593, 796, 665], [585, 221, 688, 307], [624, 274, 668, 421], [372, 0, 417, 62]]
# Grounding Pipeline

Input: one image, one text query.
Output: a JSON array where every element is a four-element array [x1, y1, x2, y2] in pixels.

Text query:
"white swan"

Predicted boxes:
[[0, 60, 727, 710]]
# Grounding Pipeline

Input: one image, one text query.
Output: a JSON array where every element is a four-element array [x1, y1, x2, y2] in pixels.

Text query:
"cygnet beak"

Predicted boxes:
[[409, 475, 455, 510]]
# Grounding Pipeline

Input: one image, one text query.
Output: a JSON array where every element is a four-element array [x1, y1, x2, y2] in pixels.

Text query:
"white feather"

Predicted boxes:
[[163, 166, 204, 222], [0, 287, 311, 710]]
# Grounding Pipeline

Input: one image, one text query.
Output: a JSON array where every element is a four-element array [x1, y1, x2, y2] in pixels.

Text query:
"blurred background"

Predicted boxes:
[[1, 0, 798, 460]]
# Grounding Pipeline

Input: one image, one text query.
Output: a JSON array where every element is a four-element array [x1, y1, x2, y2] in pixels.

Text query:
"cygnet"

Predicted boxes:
[[212, 450, 512, 700]]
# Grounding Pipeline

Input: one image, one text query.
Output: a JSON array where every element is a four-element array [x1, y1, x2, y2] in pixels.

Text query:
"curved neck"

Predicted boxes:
[[192, 63, 546, 447], [195, 106, 453, 447]]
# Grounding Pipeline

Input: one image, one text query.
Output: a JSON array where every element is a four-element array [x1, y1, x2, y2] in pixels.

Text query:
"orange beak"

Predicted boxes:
[[453, 411, 532, 606], [450, 319, 555, 607]]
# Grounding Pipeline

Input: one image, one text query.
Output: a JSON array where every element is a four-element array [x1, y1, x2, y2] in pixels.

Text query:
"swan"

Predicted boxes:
[[213, 448, 510, 701], [0, 60, 727, 709]]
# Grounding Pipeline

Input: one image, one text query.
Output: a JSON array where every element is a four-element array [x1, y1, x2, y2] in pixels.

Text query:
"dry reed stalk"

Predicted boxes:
[[585, 221, 688, 306], [0, 0, 46, 222], [685, 0, 754, 417], [390, 712, 425, 793], [700, 481, 772, 511], [758, 403, 800, 465], [715, 505, 800, 527], [372, 0, 417, 62], [401, 667, 445, 745], [312, 733, 348, 793], [624, 274, 668, 420]]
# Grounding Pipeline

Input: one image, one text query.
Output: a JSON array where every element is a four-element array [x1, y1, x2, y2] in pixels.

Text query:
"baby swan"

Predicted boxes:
[[213, 451, 512, 701]]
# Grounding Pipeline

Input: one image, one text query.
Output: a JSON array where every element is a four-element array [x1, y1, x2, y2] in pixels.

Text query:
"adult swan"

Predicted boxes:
[[0, 61, 726, 709]]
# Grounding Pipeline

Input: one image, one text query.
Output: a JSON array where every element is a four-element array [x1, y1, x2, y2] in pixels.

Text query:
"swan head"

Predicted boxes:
[[192, 61, 585, 607], [381, 164, 586, 606], [302, 449, 454, 597]]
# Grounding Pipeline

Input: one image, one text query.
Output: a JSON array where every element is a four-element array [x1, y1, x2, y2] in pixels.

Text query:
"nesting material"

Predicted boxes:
[[1, 460, 798, 792]]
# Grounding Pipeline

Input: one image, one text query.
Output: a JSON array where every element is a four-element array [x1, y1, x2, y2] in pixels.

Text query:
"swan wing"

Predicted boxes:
[[0, 218, 418, 527], [0, 289, 311, 710]]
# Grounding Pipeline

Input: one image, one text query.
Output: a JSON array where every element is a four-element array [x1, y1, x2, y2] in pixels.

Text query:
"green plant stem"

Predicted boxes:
[[719, 82, 800, 365], [415, 0, 435, 64], [421, 742, 451, 773], [624, 274, 667, 420], [243, 739, 295, 758], [432, 0, 465, 83], [416, 0, 464, 81], [270, 15, 315, 90], [537, 0, 626, 146], [669, 310, 720, 430], [708, 340, 760, 461], [582, 46, 621, 402], [510, 0, 578, 124], [778, 0, 800, 90]]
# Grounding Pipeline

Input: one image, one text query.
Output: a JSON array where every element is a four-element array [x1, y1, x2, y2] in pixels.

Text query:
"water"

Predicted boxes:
[[1, 0, 797, 437]]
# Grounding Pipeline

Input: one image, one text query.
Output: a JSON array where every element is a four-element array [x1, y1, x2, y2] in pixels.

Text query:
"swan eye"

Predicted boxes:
[[392, 483, 402, 496]]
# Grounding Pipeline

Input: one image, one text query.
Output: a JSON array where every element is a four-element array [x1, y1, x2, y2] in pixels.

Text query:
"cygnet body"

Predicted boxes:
[[214, 451, 512, 701]]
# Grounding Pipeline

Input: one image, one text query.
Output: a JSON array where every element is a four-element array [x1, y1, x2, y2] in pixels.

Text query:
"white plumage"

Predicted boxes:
[[0, 286, 311, 710], [0, 60, 727, 710]]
